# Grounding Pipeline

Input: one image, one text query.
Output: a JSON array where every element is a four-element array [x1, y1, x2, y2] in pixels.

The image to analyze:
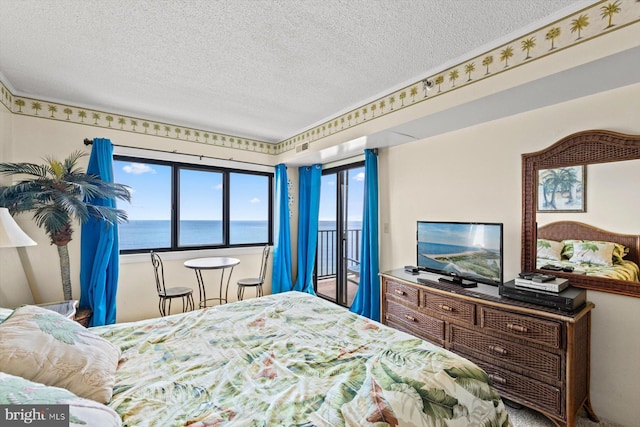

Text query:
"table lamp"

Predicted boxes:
[[0, 207, 39, 302]]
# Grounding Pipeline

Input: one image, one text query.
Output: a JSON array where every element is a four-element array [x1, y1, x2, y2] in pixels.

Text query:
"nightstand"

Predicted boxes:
[[74, 306, 93, 327]]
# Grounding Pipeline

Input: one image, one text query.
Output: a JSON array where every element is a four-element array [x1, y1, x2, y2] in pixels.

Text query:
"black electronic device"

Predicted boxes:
[[416, 221, 503, 287], [532, 274, 556, 283], [438, 275, 477, 288], [540, 264, 563, 271], [518, 272, 556, 282], [404, 265, 419, 275], [500, 280, 586, 313]]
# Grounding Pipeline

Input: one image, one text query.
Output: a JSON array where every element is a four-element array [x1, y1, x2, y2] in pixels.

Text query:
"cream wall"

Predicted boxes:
[[0, 96, 36, 305], [379, 82, 640, 426]]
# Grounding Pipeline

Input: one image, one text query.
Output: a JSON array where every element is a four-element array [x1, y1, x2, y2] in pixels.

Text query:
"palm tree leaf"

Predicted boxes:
[[86, 204, 128, 224], [0, 162, 50, 178], [60, 150, 87, 172], [45, 192, 87, 224], [33, 205, 70, 236]]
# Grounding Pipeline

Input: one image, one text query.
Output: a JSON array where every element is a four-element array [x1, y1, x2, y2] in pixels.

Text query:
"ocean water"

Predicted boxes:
[[119, 219, 362, 251], [119, 220, 269, 250]]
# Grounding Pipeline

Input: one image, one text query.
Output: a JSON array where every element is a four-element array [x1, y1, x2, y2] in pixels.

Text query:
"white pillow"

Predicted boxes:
[[569, 241, 615, 267], [0, 305, 121, 403], [537, 239, 564, 261]]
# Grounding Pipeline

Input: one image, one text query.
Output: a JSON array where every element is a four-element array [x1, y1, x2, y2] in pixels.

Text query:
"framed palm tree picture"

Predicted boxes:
[[537, 165, 585, 212]]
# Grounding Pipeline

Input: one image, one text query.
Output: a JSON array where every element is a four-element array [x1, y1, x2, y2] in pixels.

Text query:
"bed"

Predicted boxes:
[[0, 292, 512, 427], [536, 221, 640, 281]]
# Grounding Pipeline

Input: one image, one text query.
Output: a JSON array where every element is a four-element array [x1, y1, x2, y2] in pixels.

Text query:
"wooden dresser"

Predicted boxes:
[[381, 270, 597, 427]]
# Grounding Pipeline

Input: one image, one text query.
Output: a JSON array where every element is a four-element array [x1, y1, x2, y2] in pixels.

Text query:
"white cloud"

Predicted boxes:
[[122, 163, 155, 174], [354, 172, 365, 181], [250, 197, 260, 204], [215, 183, 223, 190]]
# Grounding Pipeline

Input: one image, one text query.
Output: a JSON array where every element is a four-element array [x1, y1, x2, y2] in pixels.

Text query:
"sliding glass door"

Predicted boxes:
[[315, 163, 364, 307]]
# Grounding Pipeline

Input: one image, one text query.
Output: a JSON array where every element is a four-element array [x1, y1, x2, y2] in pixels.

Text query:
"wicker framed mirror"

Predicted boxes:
[[522, 129, 640, 297]]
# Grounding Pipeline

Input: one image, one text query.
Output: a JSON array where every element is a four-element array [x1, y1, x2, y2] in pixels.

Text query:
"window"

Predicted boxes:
[[178, 168, 223, 246], [113, 156, 273, 253], [229, 172, 270, 244]]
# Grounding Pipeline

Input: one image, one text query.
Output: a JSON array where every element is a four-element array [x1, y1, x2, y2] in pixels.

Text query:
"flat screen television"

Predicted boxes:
[[417, 221, 503, 286]]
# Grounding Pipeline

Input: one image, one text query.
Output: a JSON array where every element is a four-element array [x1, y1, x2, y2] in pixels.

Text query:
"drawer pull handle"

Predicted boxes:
[[489, 374, 507, 385], [439, 304, 454, 312], [489, 345, 508, 355], [404, 315, 416, 322], [394, 289, 406, 296], [506, 323, 528, 333]]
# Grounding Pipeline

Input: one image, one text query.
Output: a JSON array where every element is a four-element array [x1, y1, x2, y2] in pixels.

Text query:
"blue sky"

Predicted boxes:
[[418, 222, 502, 250], [114, 160, 365, 222], [113, 161, 269, 221], [319, 167, 365, 222]]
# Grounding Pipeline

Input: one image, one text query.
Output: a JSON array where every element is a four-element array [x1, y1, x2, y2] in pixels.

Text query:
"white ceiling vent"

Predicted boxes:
[[295, 142, 310, 154]]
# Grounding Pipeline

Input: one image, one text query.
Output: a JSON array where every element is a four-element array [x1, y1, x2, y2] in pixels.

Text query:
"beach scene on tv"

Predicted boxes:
[[418, 222, 502, 285]]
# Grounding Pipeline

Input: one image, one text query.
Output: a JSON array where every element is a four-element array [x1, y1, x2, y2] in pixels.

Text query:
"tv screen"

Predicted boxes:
[[417, 221, 503, 286]]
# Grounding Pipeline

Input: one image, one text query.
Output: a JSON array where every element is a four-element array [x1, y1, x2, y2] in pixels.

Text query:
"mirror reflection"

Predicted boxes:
[[522, 130, 640, 297], [536, 159, 640, 282]]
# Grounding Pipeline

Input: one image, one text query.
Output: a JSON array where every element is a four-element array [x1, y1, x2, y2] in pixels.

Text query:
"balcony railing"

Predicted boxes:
[[316, 229, 361, 279]]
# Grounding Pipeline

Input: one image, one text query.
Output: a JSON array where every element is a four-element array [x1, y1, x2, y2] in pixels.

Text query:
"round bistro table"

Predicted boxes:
[[183, 257, 240, 308]]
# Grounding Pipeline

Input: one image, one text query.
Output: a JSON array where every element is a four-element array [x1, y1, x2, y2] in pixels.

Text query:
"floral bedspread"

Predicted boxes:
[[94, 291, 511, 427]]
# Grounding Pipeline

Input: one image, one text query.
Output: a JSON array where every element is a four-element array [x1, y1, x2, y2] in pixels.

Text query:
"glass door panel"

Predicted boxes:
[[315, 163, 364, 308]]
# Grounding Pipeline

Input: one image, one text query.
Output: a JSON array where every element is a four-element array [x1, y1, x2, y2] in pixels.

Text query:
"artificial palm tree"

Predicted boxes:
[[0, 151, 131, 301]]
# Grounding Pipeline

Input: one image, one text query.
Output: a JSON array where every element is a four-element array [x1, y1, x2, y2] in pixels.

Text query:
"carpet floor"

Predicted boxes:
[[505, 402, 622, 427]]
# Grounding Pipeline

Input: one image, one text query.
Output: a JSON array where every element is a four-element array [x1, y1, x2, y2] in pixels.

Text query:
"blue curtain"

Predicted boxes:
[[350, 149, 380, 321], [80, 138, 119, 326], [272, 164, 293, 294], [293, 164, 321, 294]]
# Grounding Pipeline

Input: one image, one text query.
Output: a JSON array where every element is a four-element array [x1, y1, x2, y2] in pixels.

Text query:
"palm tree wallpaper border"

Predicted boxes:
[[1, 1, 638, 156], [537, 165, 586, 212]]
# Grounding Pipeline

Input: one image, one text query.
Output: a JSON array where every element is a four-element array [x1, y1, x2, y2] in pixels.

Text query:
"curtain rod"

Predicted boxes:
[[83, 138, 272, 168]]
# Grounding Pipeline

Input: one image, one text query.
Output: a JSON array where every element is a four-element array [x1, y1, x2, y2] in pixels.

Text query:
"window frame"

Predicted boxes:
[[114, 154, 273, 254]]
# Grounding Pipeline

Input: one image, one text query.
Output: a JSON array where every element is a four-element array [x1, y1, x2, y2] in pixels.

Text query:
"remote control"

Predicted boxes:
[[532, 274, 556, 283]]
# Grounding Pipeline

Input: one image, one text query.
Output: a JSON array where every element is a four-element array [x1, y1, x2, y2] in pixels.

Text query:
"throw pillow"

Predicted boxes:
[[563, 239, 628, 264], [537, 239, 564, 261], [0, 372, 122, 427], [0, 305, 121, 403], [569, 241, 615, 267]]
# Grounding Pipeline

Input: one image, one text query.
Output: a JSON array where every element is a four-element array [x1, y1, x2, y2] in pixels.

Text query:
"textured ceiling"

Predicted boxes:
[[1, 0, 587, 143]]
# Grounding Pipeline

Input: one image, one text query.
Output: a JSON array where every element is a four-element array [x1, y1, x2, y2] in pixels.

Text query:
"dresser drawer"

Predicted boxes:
[[385, 318, 445, 346], [386, 299, 445, 342], [479, 306, 562, 349], [449, 325, 561, 381], [423, 290, 475, 325], [385, 279, 420, 306], [473, 358, 562, 417]]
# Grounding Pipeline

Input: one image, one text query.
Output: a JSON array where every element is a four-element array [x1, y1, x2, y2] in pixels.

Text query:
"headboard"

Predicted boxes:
[[537, 221, 640, 266]]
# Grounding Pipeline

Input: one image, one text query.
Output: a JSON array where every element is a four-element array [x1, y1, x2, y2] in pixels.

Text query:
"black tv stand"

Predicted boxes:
[[438, 276, 478, 288]]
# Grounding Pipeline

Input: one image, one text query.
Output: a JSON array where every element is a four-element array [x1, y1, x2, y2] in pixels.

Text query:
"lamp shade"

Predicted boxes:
[[0, 208, 37, 247]]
